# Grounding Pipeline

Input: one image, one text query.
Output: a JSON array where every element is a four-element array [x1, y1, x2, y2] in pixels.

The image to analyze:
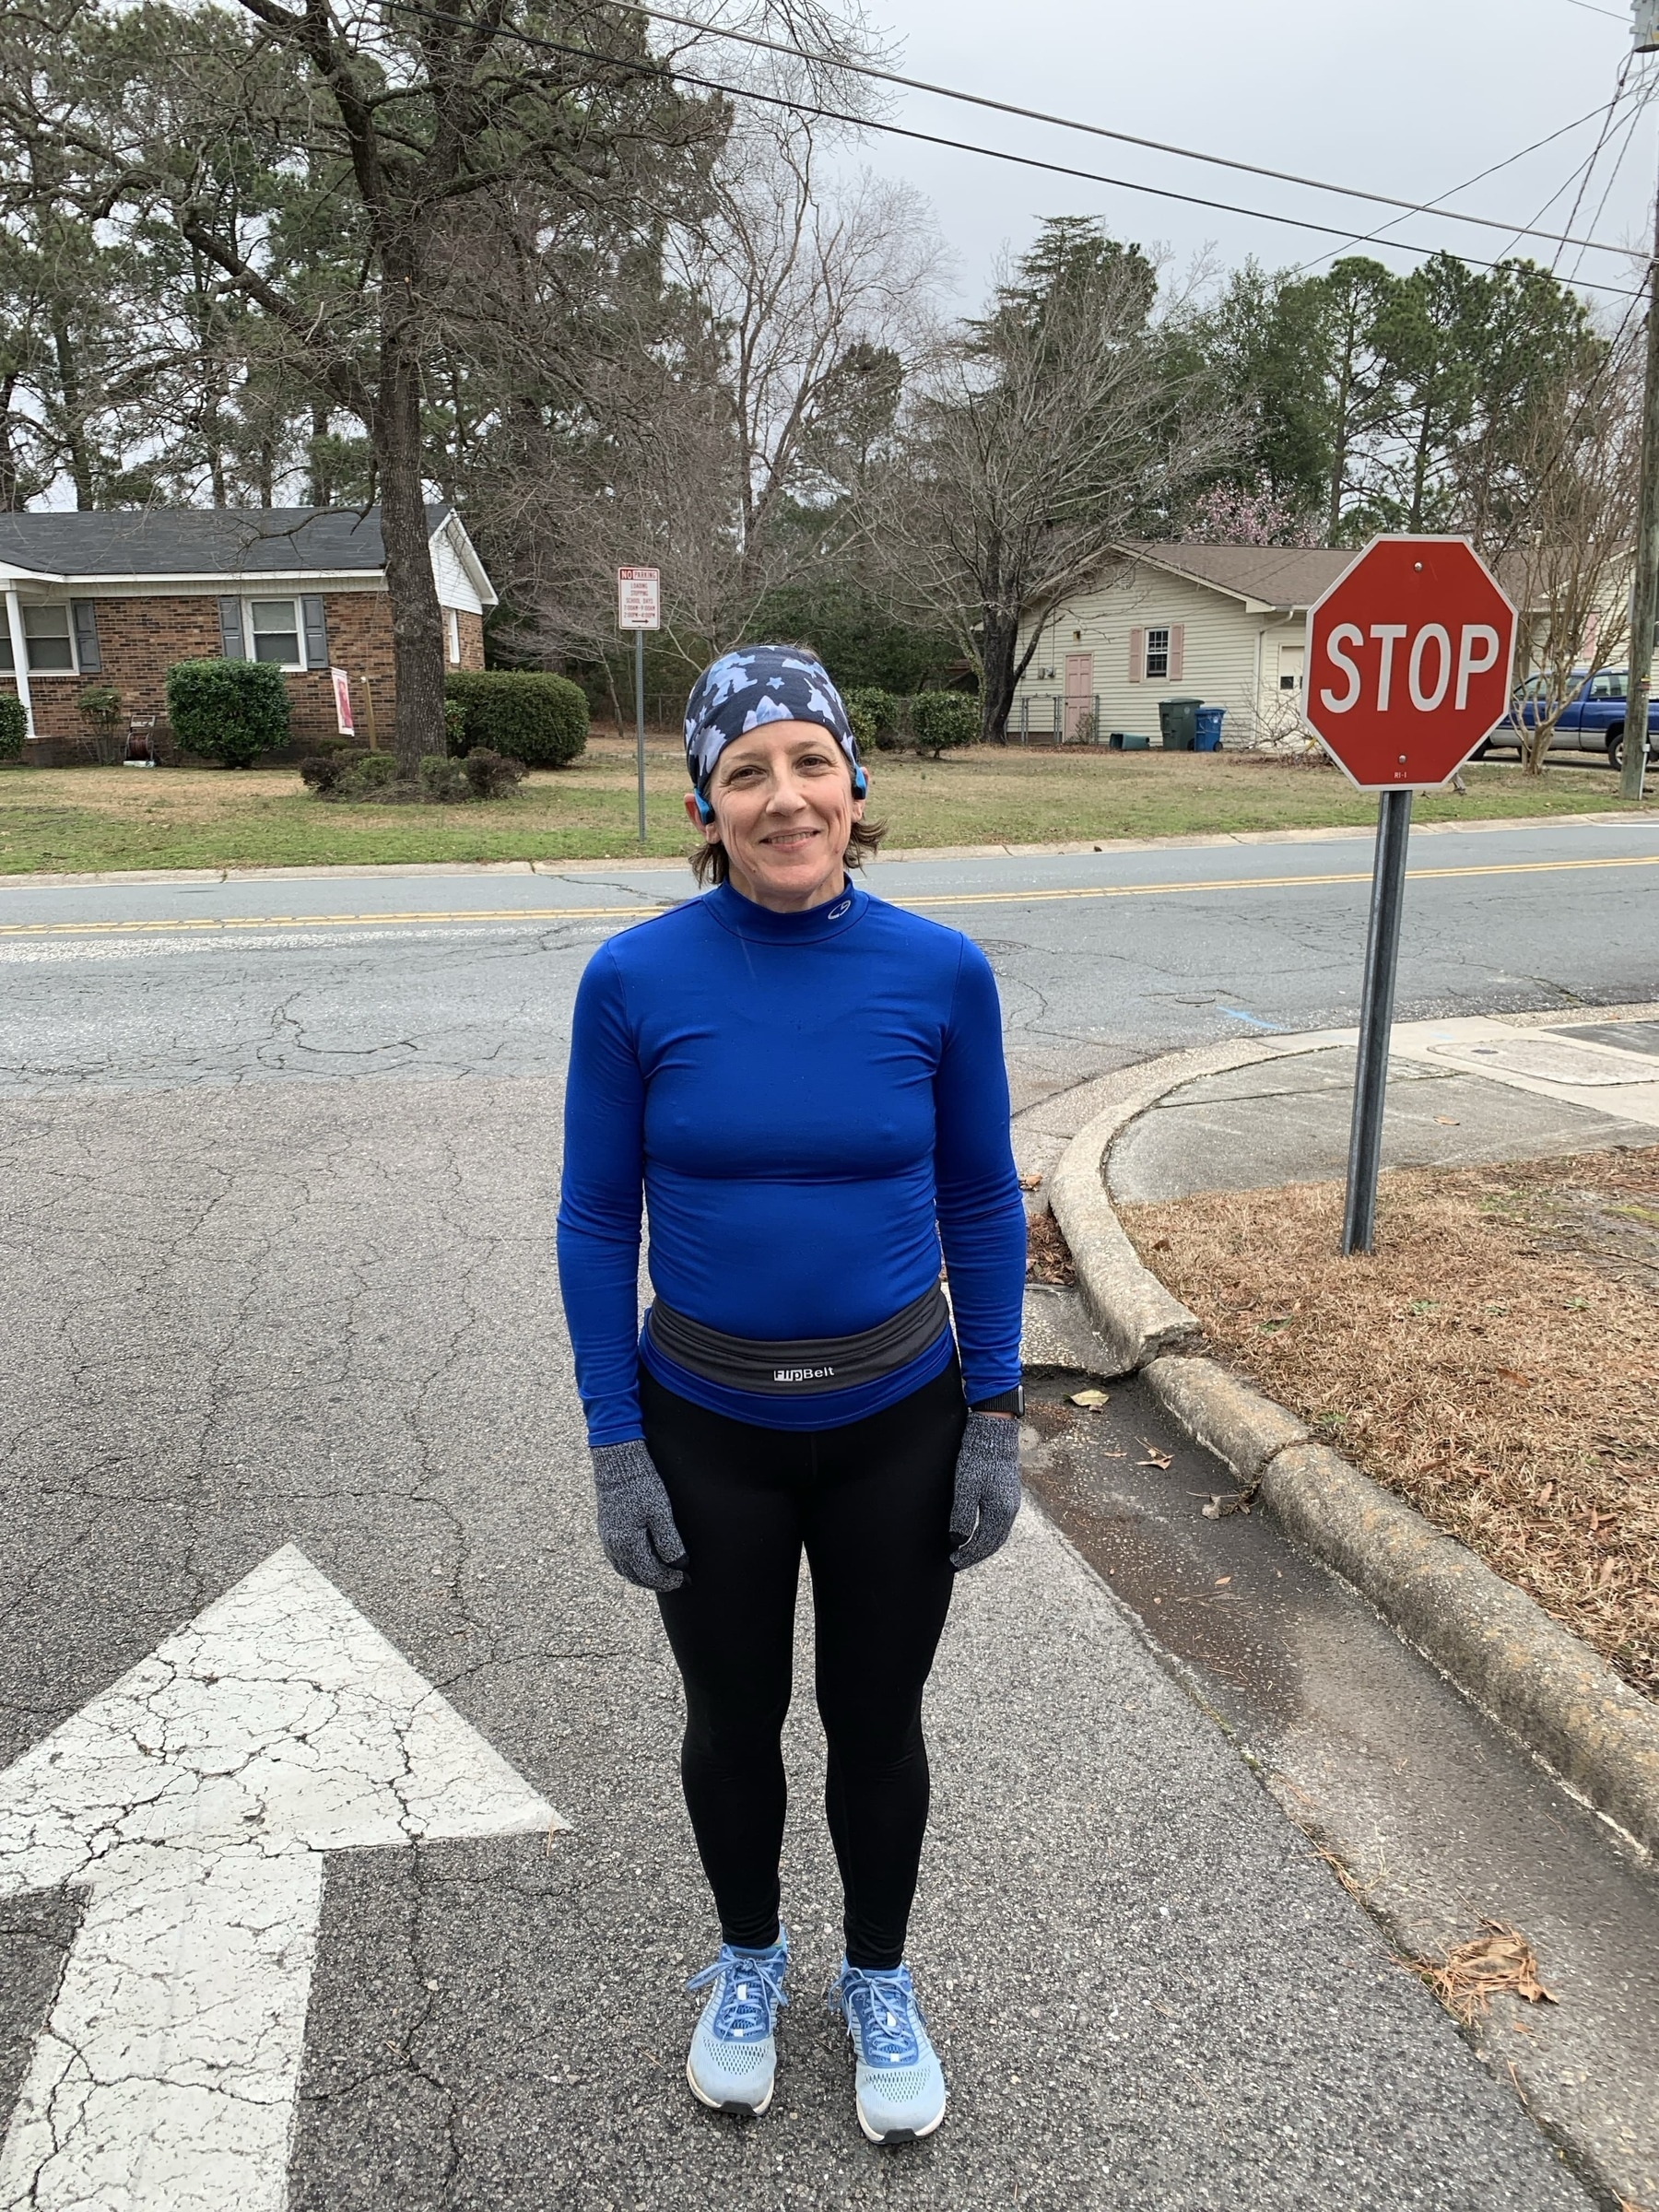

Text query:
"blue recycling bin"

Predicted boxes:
[[1194, 705, 1225, 752]]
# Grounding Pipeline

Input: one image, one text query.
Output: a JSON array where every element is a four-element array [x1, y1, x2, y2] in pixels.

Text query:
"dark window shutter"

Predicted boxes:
[[218, 597, 245, 660], [70, 600, 101, 673], [301, 596, 329, 668]]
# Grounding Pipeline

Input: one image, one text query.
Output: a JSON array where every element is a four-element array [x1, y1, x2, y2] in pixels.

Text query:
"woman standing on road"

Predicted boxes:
[[556, 646, 1027, 2143]]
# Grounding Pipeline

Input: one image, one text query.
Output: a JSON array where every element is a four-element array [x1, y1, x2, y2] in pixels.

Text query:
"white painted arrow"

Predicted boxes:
[[0, 1545, 566, 2212]]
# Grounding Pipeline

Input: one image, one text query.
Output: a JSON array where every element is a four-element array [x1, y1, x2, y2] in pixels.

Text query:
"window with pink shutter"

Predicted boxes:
[[1169, 623, 1185, 681], [1128, 627, 1145, 681]]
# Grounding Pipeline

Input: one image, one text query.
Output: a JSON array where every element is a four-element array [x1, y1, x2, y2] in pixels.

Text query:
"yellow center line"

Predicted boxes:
[[0, 850, 1653, 939]]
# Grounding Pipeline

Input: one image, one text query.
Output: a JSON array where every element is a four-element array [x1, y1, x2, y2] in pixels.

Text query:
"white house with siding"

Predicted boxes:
[[1014, 541, 1358, 747], [1014, 539, 1571, 747]]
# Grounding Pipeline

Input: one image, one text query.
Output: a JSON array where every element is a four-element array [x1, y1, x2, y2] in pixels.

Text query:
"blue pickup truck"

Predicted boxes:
[[1486, 668, 1659, 771]]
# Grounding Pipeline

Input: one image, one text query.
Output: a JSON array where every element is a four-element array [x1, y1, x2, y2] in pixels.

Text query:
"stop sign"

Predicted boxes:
[[1303, 535, 1517, 790]]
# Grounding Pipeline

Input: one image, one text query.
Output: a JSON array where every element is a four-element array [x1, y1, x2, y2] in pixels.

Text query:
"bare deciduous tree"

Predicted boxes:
[[672, 107, 943, 606], [882, 222, 1232, 742], [1485, 324, 1641, 774]]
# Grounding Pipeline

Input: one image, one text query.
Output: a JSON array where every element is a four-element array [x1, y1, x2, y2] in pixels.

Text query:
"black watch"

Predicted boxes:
[[970, 1386, 1024, 1417]]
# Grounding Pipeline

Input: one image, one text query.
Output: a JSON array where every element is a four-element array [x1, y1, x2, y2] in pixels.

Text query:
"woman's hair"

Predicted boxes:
[[691, 812, 887, 888]]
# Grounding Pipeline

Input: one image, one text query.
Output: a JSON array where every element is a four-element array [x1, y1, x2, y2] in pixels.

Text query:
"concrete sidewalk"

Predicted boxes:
[[1105, 1006, 1659, 1206]]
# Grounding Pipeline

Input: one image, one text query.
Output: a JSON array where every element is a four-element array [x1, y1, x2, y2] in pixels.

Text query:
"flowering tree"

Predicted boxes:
[[1184, 475, 1316, 547]]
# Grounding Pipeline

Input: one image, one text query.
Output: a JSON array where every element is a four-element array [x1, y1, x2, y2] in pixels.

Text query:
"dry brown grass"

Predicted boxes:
[[1121, 1149, 1659, 1696]]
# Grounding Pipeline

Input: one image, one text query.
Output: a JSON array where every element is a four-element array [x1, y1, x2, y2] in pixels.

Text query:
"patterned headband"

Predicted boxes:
[[683, 646, 861, 793]]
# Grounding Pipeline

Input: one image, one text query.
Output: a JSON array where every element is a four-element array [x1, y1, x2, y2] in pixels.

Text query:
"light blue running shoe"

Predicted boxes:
[[829, 1959, 947, 2143], [684, 1927, 789, 2115]]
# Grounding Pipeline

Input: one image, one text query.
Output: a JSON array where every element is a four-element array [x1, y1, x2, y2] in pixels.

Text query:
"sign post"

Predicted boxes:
[[617, 566, 661, 842], [1301, 535, 1518, 1254]]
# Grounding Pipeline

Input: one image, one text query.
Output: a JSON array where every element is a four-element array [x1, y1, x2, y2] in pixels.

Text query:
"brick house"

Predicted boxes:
[[0, 505, 495, 759]]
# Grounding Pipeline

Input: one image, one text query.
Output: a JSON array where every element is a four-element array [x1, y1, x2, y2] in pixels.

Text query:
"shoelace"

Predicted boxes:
[[687, 1944, 789, 2043], [832, 1965, 922, 2065]]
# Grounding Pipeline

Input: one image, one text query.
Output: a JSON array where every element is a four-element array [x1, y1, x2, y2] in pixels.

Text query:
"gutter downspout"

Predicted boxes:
[[4, 586, 32, 740]]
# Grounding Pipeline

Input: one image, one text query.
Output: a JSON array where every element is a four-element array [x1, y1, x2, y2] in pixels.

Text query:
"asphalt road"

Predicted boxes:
[[1, 812, 1653, 1114], [3, 811, 1653, 2208]]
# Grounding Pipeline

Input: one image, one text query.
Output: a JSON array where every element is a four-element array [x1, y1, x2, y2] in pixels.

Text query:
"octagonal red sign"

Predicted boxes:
[[1303, 535, 1518, 791]]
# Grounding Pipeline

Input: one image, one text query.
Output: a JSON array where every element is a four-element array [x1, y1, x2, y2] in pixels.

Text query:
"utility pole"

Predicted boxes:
[[1625, 0, 1659, 801]]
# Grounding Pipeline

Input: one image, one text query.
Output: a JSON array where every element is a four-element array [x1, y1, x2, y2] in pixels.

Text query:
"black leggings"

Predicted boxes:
[[640, 1359, 965, 1971]]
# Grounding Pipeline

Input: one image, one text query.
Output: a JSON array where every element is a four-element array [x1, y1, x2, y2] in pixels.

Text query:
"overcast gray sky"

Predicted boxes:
[[833, 0, 1655, 316]]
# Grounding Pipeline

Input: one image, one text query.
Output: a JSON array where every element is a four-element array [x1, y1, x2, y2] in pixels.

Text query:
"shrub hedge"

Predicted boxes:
[[300, 745, 525, 804], [299, 748, 401, 799], [166, 658, 289, 768], [444, 670, 588, 767], [844, 687, 907, 752], [909, 690, 980, 755], [0, 695, 26, 759]]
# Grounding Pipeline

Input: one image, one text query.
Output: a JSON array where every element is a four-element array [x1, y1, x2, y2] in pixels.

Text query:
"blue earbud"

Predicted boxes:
[[695, 791, 715, 823]]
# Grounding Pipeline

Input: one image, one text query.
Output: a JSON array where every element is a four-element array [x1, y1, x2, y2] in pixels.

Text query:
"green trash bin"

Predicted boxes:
[[1158, 697, 1202, 750]]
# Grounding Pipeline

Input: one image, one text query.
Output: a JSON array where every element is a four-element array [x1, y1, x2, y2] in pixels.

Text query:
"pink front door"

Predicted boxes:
[[1064, 652, 1094, 740]]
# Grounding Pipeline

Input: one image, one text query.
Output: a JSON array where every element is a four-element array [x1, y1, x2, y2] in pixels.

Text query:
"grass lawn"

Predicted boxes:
[[0, 735, 1644, 877], [1120, 1151, 1659, 1698]]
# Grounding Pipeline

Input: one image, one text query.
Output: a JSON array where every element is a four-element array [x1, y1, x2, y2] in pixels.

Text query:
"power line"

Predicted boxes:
[[605, 0, 1639, 259], [1288, 86, 1648, 278], [382, 1, 1648, 299], [1549, 56, 1635, 274], [1567, 82, 1650, 280]]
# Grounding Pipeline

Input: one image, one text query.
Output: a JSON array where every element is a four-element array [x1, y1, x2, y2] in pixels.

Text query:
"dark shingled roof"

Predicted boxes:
[[1121, 541, 1354, 609], [0, 505, 452, 580]]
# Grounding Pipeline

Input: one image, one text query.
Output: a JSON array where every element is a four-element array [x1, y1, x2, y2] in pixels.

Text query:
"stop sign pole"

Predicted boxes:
[[1301, 536, 1518, 1254]]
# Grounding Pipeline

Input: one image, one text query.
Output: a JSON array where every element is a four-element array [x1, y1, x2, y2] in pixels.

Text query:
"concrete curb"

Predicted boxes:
[[1048, 1038, 1317, 1372], [1047, 1036, 1659, 1858]]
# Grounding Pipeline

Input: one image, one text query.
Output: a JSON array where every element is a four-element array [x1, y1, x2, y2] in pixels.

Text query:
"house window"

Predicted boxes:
[[1144, 626, 1171, 680], [23, 605, 76, 673], [447, 606, 462, 665], [248, 598, 301, 668]]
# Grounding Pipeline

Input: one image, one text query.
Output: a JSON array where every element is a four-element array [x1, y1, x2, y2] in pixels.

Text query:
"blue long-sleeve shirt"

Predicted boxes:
[[556, 877, 1027, 1445]]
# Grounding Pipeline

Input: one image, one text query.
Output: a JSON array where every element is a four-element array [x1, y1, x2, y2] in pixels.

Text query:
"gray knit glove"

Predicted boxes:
[[590, 1441, 688, 1591], [948, 1412, 1023, 1571]]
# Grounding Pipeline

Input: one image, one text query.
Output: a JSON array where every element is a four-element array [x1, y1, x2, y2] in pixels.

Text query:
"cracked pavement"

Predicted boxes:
[[3, 820, 1654, 2206]]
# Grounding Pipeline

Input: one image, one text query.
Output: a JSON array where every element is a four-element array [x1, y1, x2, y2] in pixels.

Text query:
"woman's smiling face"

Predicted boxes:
[[686, 721, 865, 912]]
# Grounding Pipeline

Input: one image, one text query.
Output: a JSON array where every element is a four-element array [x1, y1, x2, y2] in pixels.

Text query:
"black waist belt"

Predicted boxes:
[[645, 1283, 950, 1396]]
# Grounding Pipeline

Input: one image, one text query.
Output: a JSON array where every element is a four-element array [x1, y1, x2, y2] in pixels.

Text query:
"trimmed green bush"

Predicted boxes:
[[461, 747, 525, 799], [845, 687, 906, 752], [0, 695, 26, 759], [909, 690, 980, 756], [300, 748, 404, 799], [444, 670, 587, 767], [166, 658, 289, 768], [301, 745, 523, 805], [299, 749, 361, 794], [420, 753, 471, 803], [343, 751, 401, 796]]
